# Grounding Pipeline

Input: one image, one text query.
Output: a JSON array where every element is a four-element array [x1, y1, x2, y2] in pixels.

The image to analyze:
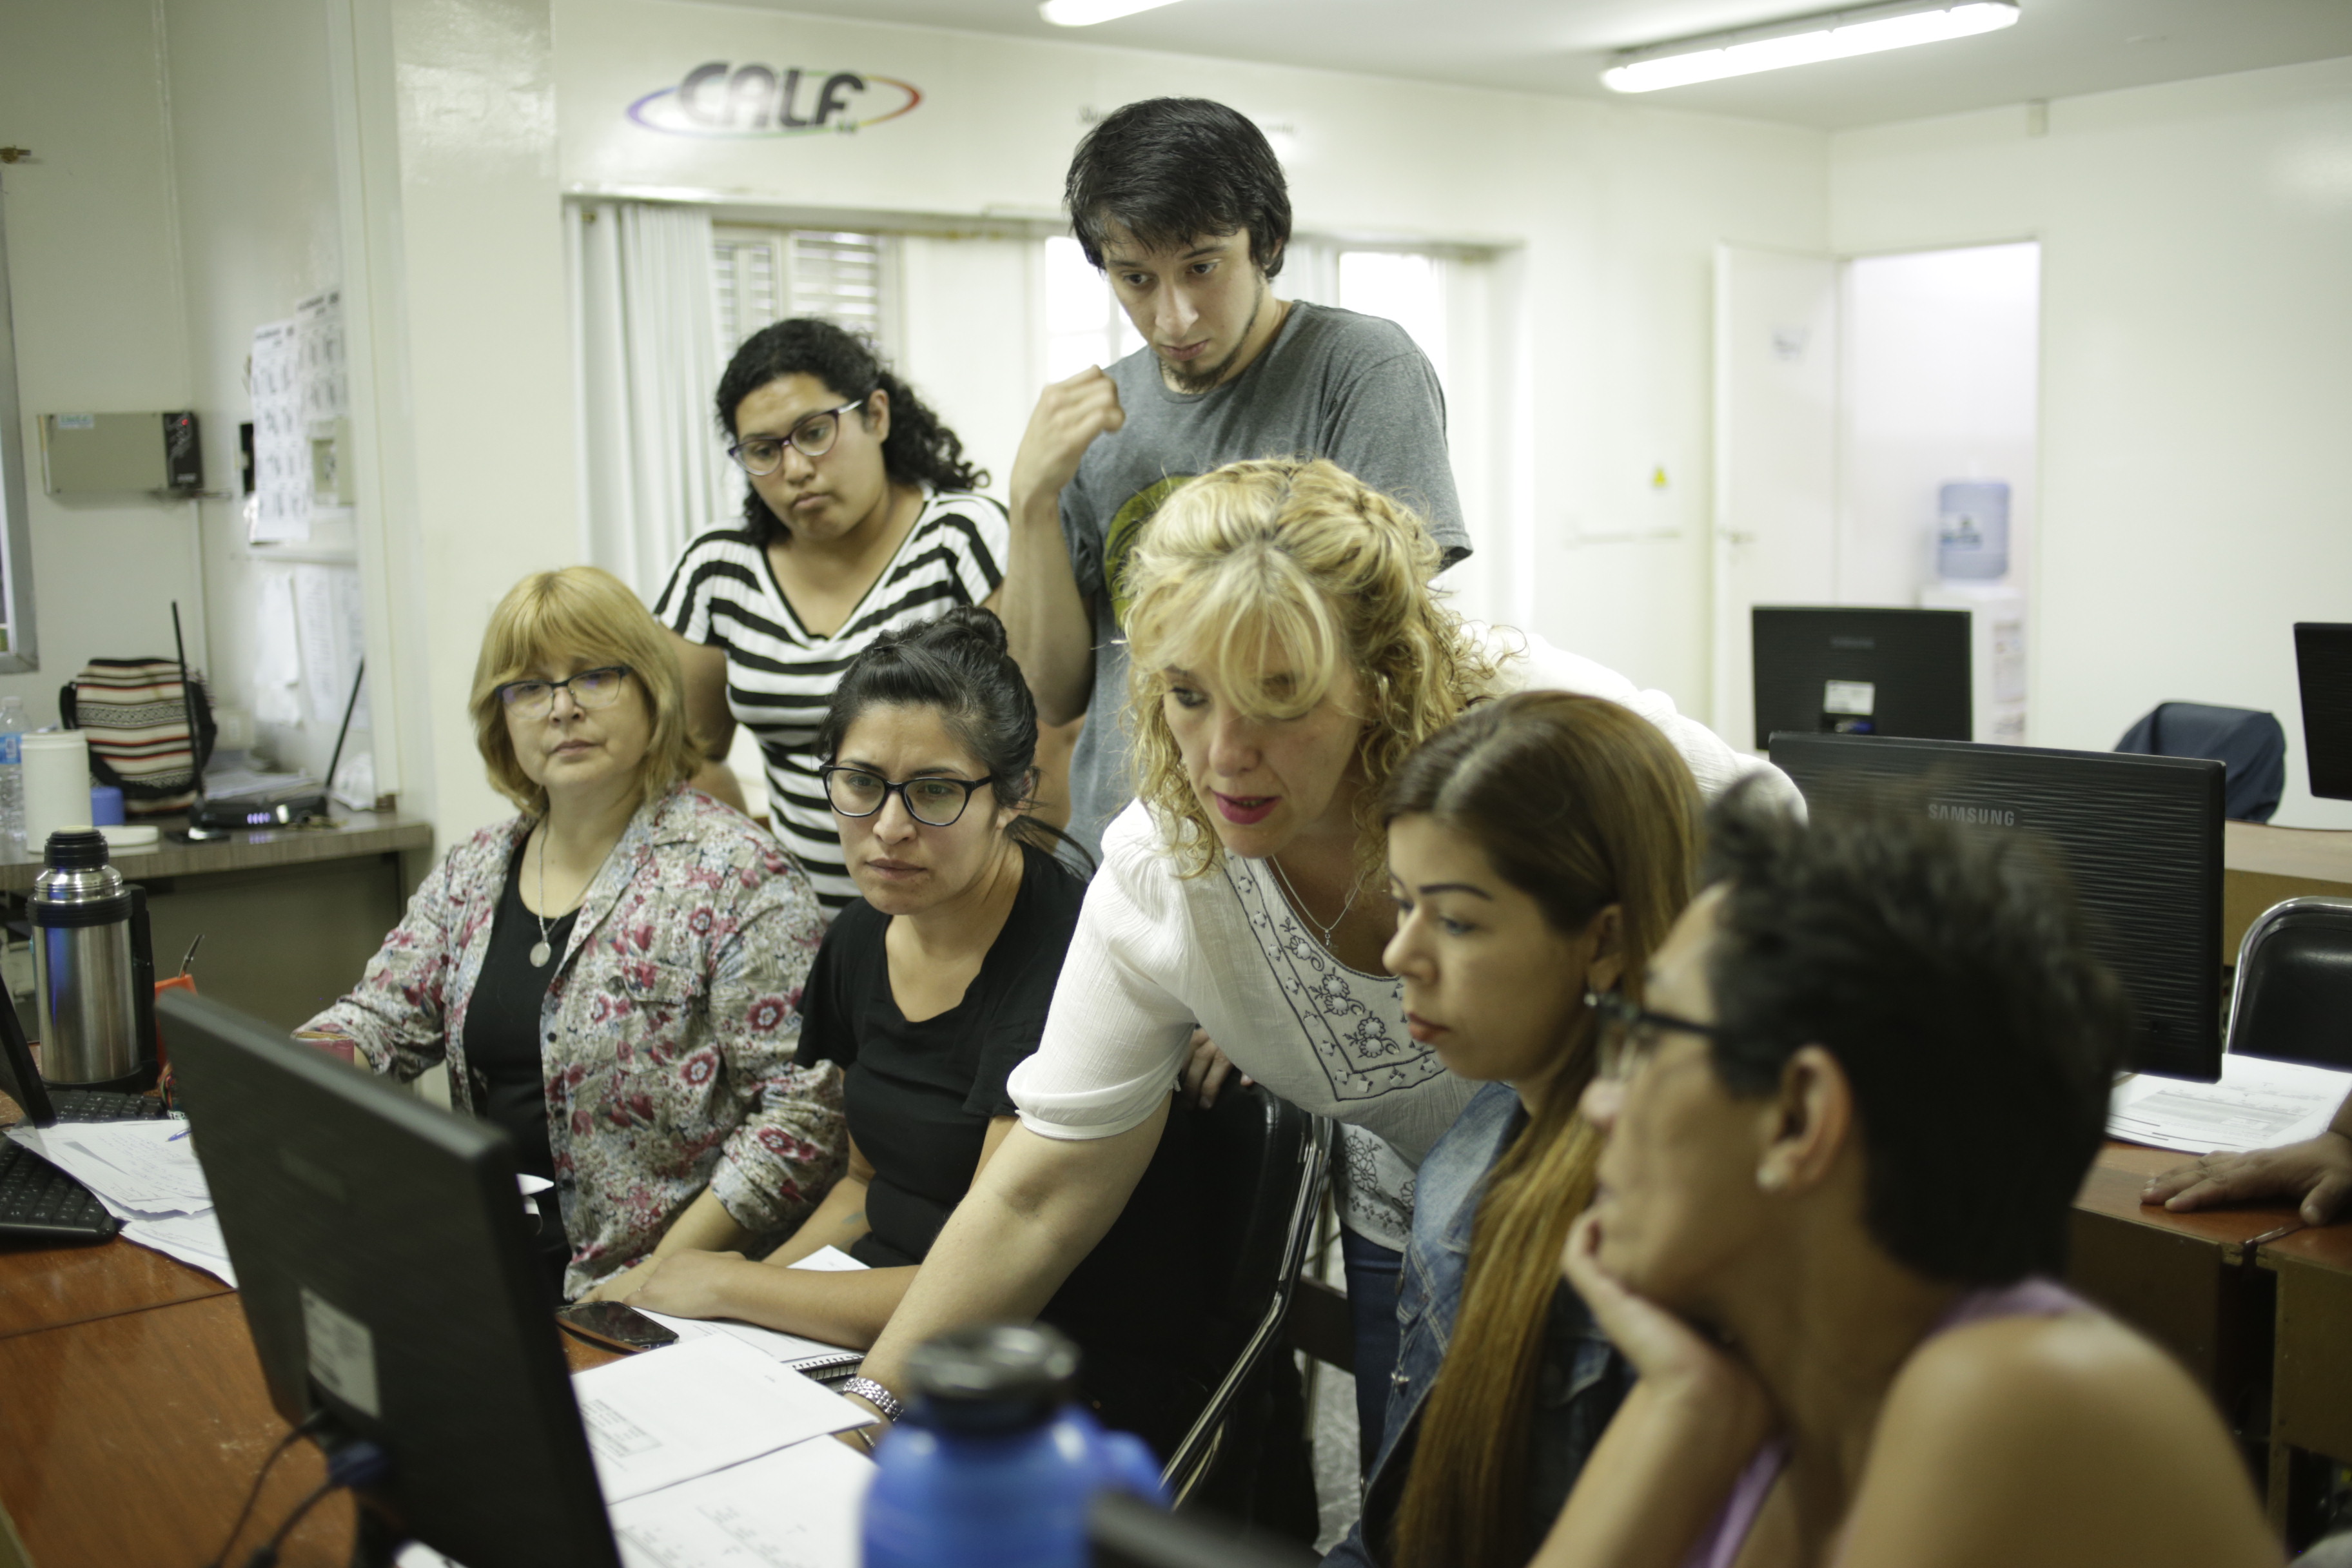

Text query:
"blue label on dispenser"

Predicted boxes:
[[0, 734, 19, 766]]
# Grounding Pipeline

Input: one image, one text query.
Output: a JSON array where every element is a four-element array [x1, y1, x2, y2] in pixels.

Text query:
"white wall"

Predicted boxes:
[[554, 0, 1831, 712], [1832, 57, 2352, 827], [0, 1, 203, 727]]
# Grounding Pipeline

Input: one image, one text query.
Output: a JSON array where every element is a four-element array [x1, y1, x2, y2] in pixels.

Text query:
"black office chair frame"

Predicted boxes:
[[2226, 896, 2352, 1072], [1159, 1092, 1332, 1507]]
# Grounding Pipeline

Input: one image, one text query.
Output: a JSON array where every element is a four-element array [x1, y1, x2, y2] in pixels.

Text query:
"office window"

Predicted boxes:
[[712, 228, 895, 359], [1042, 235, 1144, 383]]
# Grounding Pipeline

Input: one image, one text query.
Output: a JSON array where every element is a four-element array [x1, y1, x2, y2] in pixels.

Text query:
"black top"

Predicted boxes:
[[462, 838, 578, 1190], [797, 842, 1208, 1449]]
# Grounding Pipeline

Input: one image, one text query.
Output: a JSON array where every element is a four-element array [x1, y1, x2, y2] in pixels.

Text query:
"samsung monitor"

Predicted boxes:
[[1769, 734, 2226, 1083], [2295, 622, 2352, 802], [1752, 607, 1972, 752], [159, 992, 621, 1568]]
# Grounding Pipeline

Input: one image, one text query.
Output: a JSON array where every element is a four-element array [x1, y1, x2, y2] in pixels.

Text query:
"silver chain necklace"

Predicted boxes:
[[531, 826, 620, 967], [1267, 851, 1361, 952]]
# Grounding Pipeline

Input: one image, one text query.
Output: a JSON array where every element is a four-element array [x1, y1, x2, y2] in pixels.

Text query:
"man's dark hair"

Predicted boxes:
[[1065, 98, 1291, 278], [1699, 779, 2129, 1284], [714, 318, 986, 545]]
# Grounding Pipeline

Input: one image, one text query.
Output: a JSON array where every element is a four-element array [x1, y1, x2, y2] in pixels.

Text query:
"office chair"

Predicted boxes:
[[2226, 897, 2352, 1070], [1159, 1083, 1331, 1514], [2115, 701, 2288, 822]]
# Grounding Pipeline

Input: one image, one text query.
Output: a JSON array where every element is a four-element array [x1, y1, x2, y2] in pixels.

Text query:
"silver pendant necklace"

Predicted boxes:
[[531, 825, 618, 968], [1267, 851, 1361, 952]]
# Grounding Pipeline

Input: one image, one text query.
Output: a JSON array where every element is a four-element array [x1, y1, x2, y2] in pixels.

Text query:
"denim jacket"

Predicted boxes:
[[1324, 1081, 1632, 1567]]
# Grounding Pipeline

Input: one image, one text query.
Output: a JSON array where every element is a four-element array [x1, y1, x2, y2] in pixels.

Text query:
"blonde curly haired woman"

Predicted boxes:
[[841, 458, 1792, 1443]]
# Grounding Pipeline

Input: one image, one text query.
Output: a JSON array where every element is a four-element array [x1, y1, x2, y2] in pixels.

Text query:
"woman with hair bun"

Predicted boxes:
[[654, 319, 1010, 916], [628, 605, 1210, 1456]]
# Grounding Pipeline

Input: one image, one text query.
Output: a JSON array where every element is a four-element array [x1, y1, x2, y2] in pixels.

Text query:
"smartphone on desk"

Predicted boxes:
[[555, 1301, 680, 1354]]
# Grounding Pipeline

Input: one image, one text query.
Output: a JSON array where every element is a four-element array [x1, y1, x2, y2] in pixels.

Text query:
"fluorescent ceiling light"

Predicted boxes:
[[1602, 0, 2018, 93], [1039, 0, 1183, 24]]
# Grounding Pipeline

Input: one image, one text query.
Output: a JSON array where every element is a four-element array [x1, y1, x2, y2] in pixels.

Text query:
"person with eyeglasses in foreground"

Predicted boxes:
[[1317, 691, 1701, 1568], [621, 607, 1228, 1466], [655, 318, 1011, 918], [300, 568, 844, 1304], [1525, 783, 2275, 1568], [838, 458, 1792, 1457]]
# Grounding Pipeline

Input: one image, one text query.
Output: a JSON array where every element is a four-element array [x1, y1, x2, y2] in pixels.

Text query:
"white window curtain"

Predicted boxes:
[[567, 201, 734, 600]]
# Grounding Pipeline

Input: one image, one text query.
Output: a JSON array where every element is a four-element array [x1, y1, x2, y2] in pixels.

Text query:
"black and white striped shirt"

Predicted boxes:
[[654, 491, 1009, 914]]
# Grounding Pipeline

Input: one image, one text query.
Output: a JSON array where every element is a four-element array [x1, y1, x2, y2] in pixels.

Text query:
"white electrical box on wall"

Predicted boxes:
[[40, 411, 203, 495]]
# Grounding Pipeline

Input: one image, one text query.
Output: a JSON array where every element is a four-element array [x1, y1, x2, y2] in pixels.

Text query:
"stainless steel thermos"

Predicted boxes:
[[28, 827, 157, 1087]]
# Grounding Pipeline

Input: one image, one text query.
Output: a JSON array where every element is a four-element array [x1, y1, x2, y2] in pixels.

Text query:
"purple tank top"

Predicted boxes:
[[1679, 1277, 2092, 1568]]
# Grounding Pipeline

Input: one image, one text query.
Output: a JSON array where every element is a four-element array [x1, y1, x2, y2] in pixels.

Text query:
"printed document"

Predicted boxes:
[[573, 1333, 870, 1503], [2108, 1053, 2352, 1155]]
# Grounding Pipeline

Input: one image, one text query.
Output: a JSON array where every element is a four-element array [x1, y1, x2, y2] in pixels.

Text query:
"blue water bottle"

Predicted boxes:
[[861, 1324, 1168, 1568]]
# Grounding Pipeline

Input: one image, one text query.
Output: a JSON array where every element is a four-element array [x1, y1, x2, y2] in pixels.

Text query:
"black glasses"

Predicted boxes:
[[821, 765, 999, 828], [496, 665, 632, 718], [727, 397, 869, 476], [1585, 989, 1728, 1082]]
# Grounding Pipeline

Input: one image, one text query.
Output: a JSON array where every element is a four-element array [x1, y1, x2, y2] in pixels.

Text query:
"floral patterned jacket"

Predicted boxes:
[[301, 784, 843, 1298]]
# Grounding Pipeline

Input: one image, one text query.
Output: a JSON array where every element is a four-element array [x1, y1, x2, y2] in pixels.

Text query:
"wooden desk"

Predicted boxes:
[[2225, 821, 2352, 963], [2066, 1142, 2298, 1456], [1, 811, 433, 1032], [0, 1237, 621, 1568], [2258, 1222, 2352, 1539], [0, 1237, 231, 1340]]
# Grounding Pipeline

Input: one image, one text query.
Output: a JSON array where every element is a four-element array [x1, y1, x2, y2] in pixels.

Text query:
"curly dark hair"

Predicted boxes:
[[715, 318, 986, 544], [1699, 778, 2129, 1284], [1066, 98, 1291, 278]]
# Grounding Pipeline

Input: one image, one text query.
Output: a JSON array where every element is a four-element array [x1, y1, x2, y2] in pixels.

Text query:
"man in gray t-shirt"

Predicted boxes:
[[996, 98, 1470, 861]]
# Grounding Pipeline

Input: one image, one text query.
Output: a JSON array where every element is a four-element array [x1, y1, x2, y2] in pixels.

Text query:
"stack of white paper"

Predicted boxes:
[[5, 1120, 239, 1284], [573, 1335, 870, 1504], [2108, 1052, 2352, 1155]]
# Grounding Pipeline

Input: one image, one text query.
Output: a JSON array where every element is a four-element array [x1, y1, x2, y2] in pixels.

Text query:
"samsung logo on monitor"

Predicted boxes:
[[1928, 801, 2017, 828]]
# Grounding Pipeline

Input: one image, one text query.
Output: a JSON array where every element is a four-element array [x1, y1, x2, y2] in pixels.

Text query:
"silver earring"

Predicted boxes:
[[1757, 1167, 1786, 1193]]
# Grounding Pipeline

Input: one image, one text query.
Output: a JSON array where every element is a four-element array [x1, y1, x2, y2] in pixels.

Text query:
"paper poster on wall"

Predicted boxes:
[[251, 569, 303, 725], [292, 564, 369, 730], [249, 320, 308, 543], [295, 289, 348, 424]]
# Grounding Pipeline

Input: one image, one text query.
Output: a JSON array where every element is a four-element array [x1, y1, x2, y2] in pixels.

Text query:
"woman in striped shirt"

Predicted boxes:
[[657, 319, 1010, 916]]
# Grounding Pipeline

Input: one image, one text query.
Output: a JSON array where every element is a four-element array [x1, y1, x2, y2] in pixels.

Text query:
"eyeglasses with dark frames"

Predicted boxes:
[[496, 665, 632, 718], [1585, 988, 1730, 1082], [821, 765, 1000, 828], [727, 397, 870, 477]]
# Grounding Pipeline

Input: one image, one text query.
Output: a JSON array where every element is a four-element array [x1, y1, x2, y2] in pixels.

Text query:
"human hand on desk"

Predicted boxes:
[[582, 1257, 660, 1304], [2144, 1130, 2352, 1226], [623, 1250, 751, 1319]]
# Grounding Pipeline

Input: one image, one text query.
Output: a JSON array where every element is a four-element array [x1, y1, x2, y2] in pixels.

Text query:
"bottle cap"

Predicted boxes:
[[904, 1323, 1081, 1433], [43, 827, 110, 870]]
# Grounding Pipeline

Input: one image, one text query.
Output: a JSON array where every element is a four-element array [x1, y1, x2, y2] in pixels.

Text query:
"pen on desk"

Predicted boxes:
[[168, 1129, 189, 1141], [2247, 1221, 2303, 1247]]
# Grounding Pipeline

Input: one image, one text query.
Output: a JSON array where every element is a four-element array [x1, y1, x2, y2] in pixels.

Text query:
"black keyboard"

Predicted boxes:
[[0, 1093, 177, 1241]]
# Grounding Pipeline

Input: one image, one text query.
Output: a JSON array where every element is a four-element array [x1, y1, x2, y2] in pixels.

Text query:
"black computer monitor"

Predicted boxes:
[[159, 992, 621, 1568], [1769, 733, 2226, 1083], [1751, 607, 1972, 752], [2295, 623, 2352, 802]]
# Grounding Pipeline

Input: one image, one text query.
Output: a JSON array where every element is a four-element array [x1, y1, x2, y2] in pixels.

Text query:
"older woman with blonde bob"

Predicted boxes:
[[302, 567, 843, 1302], [840, 457, 1790, 1441]]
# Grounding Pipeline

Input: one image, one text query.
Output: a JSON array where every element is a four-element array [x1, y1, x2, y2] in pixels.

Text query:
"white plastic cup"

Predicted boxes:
[[22, 731, 93, 852]]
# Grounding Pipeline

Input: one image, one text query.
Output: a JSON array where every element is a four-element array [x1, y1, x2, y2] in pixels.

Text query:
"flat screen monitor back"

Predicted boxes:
[[2295, 622, 2352, 801], [1752, 607, 1972, 752], [1768, 733, 2225, 1083], [160, 992, 620, 1568]]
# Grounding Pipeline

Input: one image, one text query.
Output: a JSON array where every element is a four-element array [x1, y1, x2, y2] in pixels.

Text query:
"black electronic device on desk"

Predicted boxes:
[[161, 991, 621, 1568], [0, 985, 172, 1242], [1770, 732, 2227, 1083], [175, 605, 364, 834], [1752, 605, 1972, 750], [2295, 622, 2352, 803]]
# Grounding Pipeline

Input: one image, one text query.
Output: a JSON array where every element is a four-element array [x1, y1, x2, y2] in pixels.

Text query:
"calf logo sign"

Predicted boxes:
[[629, 61, 922, 137]]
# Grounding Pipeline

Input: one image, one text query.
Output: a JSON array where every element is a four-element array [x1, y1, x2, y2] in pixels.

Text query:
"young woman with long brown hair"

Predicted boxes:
[[1320, 690, 1704, 1568]]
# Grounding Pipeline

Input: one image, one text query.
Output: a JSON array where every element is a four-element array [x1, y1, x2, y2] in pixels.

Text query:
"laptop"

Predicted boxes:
[[0, 986, 173, 1241]]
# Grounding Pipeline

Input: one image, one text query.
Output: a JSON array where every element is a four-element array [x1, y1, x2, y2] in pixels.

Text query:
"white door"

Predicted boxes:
[[1712, 244, 1839, 750]]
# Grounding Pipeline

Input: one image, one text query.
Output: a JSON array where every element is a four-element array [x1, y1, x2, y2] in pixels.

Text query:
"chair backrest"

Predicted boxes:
[[2227, 897, 2352, 1070], [1159, 1083, 1329, 1501], [2116, 701, 2287, 823]]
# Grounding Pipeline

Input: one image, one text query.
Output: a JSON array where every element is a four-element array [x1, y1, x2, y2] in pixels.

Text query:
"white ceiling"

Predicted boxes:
[[724, 0, 2352, 130]]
